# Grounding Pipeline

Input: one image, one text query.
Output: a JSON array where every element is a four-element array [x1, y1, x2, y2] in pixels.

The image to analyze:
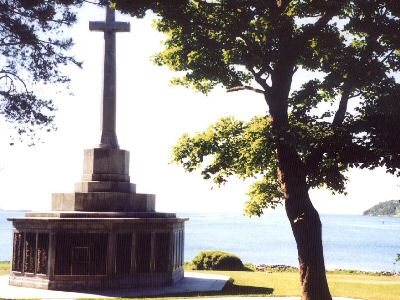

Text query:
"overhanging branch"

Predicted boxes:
[[227, 85, 265, 94]]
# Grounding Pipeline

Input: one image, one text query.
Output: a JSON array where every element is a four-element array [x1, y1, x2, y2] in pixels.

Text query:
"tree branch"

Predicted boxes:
[[0, 4, 75, 26], [227, 85, 265, 94], [0, 70, 29, 93], [332, 88, 351, 126], [305, 27, 382, 174], [296, 3, 343, 48], [380, 49, 395, 64], [249, 68, 271, 93], [304, 87, 352, 174], [253, 66, 272, 78], [0, 42, 23, 47]]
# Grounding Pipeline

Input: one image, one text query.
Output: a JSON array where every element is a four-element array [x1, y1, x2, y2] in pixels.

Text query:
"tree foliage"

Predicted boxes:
[[114, 0, 400, 216], [172, 116, 284, 216], [0, 0, 84, 143]]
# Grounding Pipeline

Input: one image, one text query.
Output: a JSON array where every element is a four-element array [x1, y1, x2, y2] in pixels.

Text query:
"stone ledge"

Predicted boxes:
[[8, 272, 181, 290], [7, 216, 188, 231], [51, 192, 155, 212], [24, 211, 177, 218], [0, 272, 232, 298], [74, 181, 136, 193], [8, 275, 50, 290], [8, 217, 189, 224], [82, 173, 130, 182]]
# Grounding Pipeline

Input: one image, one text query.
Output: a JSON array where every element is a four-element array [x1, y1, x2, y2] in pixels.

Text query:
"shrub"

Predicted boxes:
[[191, 250, 245, 271]]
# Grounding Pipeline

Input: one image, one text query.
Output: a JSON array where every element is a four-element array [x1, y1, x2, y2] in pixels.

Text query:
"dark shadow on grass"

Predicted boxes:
[[133, 280, 274, 298], [243, 266, 256, 272], [221, 279, 274, 295]]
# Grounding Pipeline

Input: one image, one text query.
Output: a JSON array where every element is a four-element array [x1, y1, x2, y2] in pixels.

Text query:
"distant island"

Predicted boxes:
[[363, 200, 400, 216]]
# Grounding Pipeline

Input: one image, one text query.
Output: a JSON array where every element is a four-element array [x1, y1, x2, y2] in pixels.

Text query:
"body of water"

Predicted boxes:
[[1, 211, 399, 272]]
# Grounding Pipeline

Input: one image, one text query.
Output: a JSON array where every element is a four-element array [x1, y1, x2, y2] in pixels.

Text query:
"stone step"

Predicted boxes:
[[74, 181, 136, 193], [51, 192, 155, 212], [82, 173, 130, 182]]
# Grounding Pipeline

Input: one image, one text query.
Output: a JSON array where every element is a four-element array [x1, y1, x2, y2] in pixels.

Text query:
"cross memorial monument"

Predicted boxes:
[[89, 6, 129, 149], [8, 6, 187, 290]]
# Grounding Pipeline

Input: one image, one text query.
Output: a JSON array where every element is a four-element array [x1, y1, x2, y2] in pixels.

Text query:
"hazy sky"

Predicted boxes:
[[0, 4, 399, 214]]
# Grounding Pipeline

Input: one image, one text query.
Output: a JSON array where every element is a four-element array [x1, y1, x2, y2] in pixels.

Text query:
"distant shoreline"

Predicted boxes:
[[1, 260, 399, 276]]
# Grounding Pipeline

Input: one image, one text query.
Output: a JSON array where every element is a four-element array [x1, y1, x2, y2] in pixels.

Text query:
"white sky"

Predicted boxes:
[[0, 4, 399, 214]]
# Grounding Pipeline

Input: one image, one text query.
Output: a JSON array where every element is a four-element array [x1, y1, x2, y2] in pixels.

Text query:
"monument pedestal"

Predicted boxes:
[[8, 148, 187, 290]]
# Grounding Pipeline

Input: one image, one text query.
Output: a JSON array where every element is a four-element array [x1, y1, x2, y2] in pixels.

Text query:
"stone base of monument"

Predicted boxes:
[[8, 212, 186, 290], [8, 148, 188, 290]]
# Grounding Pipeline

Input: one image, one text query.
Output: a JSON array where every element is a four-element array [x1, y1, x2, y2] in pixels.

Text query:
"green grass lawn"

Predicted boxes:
[[174, 269, 399, 300], [0, 261, 10, 276], [127, 269, 400, 300], [0, 262, 399, 299]]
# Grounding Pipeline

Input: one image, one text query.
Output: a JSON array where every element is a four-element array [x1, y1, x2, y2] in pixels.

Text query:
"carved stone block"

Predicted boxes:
[[83, 148, 130, 181]]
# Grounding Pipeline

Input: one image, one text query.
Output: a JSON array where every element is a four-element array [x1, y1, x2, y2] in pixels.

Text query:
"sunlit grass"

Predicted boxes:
[[179, 269, 400, 300], [129, 269, 400, 299], [1, 261, 399, 299], [0, 261, 10, 276]]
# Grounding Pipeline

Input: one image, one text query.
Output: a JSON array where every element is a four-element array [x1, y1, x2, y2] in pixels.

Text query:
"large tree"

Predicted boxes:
[[0, 0, 84, 143], [117, 1, 400, 299], [114, 1, 400, 299]]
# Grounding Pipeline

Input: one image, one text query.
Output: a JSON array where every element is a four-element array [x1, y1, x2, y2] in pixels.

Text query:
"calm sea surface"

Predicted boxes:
[[1, 211, 399, 272]]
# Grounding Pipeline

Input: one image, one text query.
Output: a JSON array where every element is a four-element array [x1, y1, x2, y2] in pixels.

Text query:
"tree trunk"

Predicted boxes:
[[276, 142, 332, 300], [267, 49, 331, 298]]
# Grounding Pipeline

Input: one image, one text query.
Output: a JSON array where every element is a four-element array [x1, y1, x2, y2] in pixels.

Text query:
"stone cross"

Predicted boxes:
[[89, 7, 130, 149]]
